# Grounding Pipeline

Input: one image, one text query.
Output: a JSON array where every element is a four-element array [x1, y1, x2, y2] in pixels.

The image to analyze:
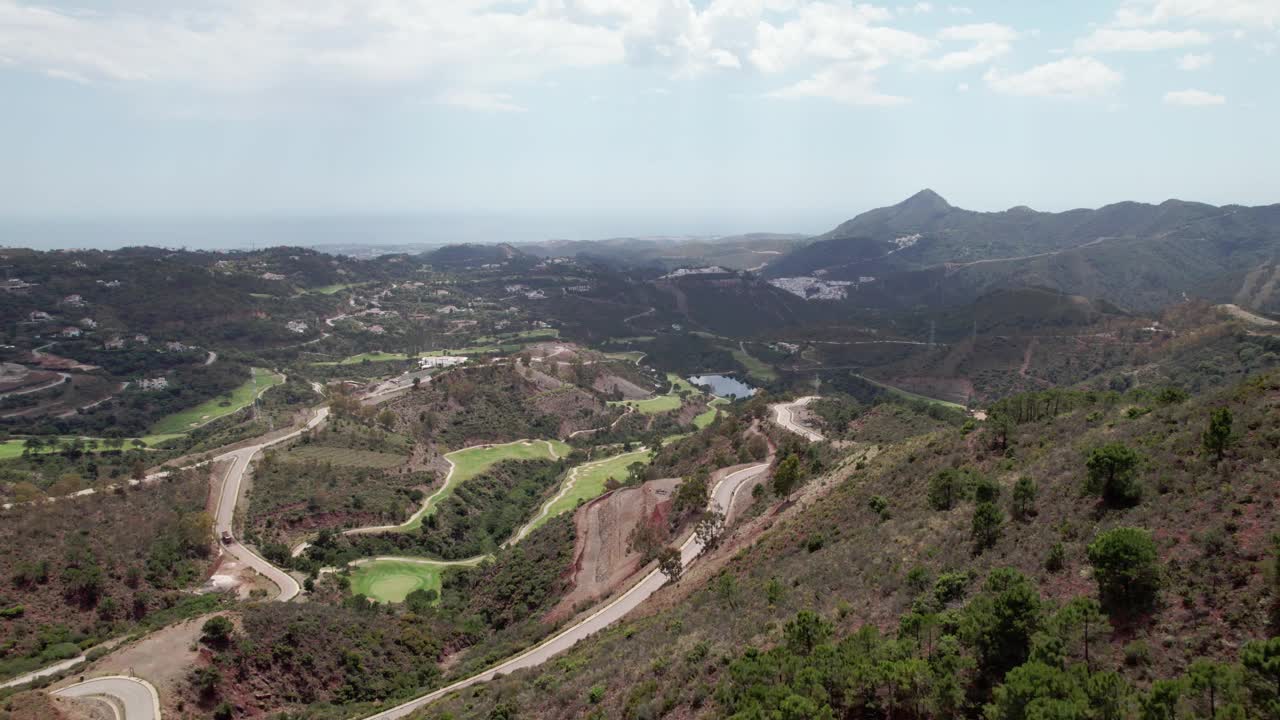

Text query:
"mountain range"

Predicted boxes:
[[764, 189, 1280, 314]]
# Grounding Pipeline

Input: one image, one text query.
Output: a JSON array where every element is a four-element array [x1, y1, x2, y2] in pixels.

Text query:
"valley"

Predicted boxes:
[[0, 191, 1278, 720]]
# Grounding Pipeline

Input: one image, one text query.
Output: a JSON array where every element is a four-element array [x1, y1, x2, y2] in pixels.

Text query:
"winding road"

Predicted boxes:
[[771, 396, 825, 442], [21, 378, 768, 719], [216, 405, 331, 602], [53, 676, 161, 720], [358, 459, 770, 720]]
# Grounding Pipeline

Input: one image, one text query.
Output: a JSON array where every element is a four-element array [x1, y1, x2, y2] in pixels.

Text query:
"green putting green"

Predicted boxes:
[[349, 560, 443, 603]]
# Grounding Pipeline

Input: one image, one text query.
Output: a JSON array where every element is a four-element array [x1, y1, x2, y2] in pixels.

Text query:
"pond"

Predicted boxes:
[[688, 374, 757, 399]]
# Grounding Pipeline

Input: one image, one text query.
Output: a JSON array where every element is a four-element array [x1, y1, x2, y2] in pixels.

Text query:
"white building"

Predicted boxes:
[[138, 377, 170, 391], [419, 356, 468, 369]]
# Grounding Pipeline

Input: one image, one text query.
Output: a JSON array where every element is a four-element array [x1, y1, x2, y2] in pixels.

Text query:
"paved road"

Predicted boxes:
[[771, 396, 825, 442], [54, 676, 161, 720], [358, 460, 770, 720], [211, 407, 329, 602]]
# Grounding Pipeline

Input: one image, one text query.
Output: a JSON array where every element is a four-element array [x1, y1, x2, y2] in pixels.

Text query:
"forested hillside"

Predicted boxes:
[[416, 370, 1280, 719]]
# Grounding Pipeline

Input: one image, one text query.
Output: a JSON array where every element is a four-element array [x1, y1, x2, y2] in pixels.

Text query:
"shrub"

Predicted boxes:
[[784, 610, 832, 655], [972, 502, 1004, 553], [934, 571, 971, 605], [928, 468, 970, 511], [201, 615, 234, 647], [1011, 477, 1037, 520], [906, 566, 931, 596], [1085, 443, 1143, 508], [868, 495, 889, 519], [1045, 543, 1066, 573], [1087, 527, 1161, 614], [1202, 407, 1234, 462], [959, 568, 1043, 678], [1124, 640, 1151, 667], [974, 476, 1001, 504]]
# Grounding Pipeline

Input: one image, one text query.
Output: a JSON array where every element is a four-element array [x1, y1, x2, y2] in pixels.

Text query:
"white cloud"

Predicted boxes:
[[1076, 27, 1211, 52], [1163, 88, 1226, 105], [904, 2, 934, 15], [957, 81, 969, 91], [948, 6, 973, 15], [437, 90, 528, 113], [750, 3, 928, 74], [985, 56, 1122, 99], [0, 0, 628, 96], [43, 68, 90, 84], [1177, 51, 1213, 69], [930, 23, 1017, 70], [769, 62, 909, 105], [1114, 0, 1280, 29]]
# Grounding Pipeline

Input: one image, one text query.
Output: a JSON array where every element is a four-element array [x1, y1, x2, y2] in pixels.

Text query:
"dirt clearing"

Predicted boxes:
[[548, 477, 678, 621]]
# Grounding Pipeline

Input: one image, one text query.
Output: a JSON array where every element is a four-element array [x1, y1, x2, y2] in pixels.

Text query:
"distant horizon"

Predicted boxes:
[[0, 209, 839, 251], [3, 188, 1278, 251]]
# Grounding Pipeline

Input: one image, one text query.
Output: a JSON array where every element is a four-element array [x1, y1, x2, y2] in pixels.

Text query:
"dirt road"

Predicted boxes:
[[1218, 303, 1279, 328]]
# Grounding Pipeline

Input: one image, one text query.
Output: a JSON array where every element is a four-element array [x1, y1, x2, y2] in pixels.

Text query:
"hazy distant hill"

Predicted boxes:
[[521, 233, 808, 271], [421, 242, 527, 268], [765, 190, 1280, 313]]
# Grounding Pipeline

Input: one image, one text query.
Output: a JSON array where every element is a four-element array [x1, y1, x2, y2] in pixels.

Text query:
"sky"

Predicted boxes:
[[0, 0, 1278, 245]]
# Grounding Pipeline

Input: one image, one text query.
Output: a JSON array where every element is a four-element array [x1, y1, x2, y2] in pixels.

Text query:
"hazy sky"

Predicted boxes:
[[1, 0, 1277, 226]]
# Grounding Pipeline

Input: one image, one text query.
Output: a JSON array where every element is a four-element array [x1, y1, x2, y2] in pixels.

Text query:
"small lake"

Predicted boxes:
[[688, 374, 757, 399]]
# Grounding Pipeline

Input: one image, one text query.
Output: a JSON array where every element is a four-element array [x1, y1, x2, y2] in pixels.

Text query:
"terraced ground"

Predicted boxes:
[[286, 446, 405, 468], [148, 367, 283, 434]]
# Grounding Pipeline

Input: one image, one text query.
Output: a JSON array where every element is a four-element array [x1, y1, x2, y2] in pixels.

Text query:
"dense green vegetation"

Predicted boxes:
[[346, 458, 567, 560]]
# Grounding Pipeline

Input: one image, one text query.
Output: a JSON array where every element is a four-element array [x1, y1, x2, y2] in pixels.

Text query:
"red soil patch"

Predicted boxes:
[[547, 477, 679, 622]]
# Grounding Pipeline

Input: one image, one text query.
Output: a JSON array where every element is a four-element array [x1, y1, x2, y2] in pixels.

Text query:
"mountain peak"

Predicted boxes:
[[899, 188, 951, 211]]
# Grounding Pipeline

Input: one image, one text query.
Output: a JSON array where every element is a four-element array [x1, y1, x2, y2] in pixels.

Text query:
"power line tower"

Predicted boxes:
[[929, 320, 936, 350]]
